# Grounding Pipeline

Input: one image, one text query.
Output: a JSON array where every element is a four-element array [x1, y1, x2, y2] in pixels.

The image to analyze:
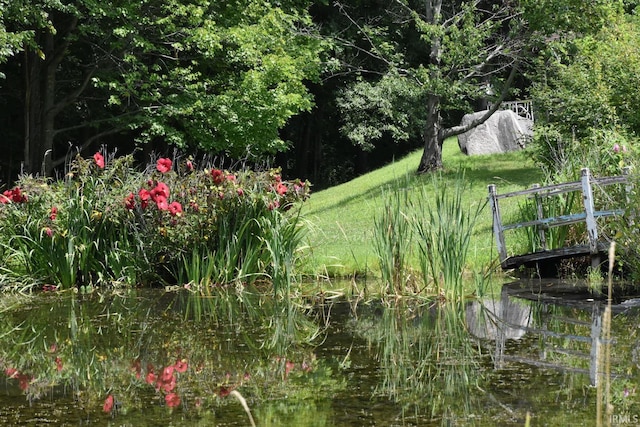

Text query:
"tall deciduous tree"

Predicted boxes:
[[331, 0, 622, 173], [0, 0, 322, 180]]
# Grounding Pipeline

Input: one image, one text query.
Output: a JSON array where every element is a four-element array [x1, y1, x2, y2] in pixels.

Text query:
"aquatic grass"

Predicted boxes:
[[373, 182, 414, 294], [413, 173, 485, 300]]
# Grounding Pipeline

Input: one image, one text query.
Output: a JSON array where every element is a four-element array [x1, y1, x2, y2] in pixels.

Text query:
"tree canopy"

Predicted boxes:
[[0, 0, 322, 181]]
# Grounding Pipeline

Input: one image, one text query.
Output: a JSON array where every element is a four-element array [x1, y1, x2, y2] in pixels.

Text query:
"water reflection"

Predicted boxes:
[[0, 289, 332, 425], [352, 299, 486, 423], [1, 283, 640, 425]]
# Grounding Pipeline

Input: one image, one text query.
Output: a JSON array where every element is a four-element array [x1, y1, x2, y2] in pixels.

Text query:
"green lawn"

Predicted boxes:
[[300, 138, 543, 278]]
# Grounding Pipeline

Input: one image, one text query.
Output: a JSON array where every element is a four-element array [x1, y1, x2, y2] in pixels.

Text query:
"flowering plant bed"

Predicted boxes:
[[0, 152, 310, 290]]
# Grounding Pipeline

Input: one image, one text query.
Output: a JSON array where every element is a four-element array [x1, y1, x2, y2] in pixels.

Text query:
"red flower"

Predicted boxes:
[[156, 196, 169, 211], [44, 227, 54, 238], [237, 188, 244, 196], [103, 394, 114, 413], [93, 152, 105, 169], [5, 368, 18, 379], [276, 182, 287, 196], [211, 169, 224, 184], [168, 201, 183, 217], [150, 182, 170, 201], [55, 356, 63, 372], [138, 188, 151, 209], [49, 206, 58, 220], [157, 158, 172, 174], [0, 192, 9, 204], [174, 359, 188, 373], [186, 160, 194, 172], [124, 193, 135, 210], [159, 375, 176, 393], [165, 392, 181, 408], [226, 174, 236, 182]]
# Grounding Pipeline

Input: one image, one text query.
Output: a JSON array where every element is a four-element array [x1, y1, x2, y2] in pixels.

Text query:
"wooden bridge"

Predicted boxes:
[[488, 168, 630, 271]]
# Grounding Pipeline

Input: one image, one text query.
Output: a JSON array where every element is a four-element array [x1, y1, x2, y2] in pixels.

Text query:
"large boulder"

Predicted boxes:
[[457, 109, 533, 155]]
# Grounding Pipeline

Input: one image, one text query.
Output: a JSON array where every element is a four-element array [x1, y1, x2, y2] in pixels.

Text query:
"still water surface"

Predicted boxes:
[[1, 280, 639, 426]]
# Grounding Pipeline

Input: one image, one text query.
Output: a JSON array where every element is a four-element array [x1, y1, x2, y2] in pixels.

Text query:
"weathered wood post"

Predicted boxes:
[[532, 184, 547, 251], [488, 184, 507, 265], [581, 168, 600, 268]]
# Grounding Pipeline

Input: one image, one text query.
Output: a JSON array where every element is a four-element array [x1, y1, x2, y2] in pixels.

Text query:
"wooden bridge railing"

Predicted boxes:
[[488, 168, 630, 270], [488, 99, 535, 121]]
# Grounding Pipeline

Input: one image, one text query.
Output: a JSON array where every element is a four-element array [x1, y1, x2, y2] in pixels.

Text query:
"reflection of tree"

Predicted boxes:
[[354, 299, 485, 422]]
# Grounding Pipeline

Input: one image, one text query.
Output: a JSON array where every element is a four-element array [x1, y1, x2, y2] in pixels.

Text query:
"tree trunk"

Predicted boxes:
[[417, 93, 443, 173]]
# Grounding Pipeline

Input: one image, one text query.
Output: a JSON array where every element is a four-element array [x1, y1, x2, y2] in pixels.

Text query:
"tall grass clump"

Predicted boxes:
[[0, 151, 310, 291], [413, 174, 484, 300], [373, 184, 414, 294], [372, 174, 484, 300]]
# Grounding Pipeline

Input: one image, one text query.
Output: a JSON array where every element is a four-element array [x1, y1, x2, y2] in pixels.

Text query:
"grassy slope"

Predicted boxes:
[[300, 138, 543, 278]]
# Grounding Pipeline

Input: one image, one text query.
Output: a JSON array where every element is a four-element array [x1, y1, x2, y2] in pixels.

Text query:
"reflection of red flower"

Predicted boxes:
[[168, 202, 183, 217], [174, 359, 188, 373], [165, 392, 181, 408], [17, 374, 31, 391], [93, 152, 105, 169], [103, 394, 114, 413], [146, 371, 157, 385], [131, 359, 142, 379], [285, 360, 295, 377], [218, 386, 230, 398], [161, 365, 175, 383], [157, 158, 172, 173], [55, 357, 63, 372]]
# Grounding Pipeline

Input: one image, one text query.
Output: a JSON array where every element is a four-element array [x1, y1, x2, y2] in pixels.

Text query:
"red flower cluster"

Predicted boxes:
[[1, 187, 27, 204], [49, 206, 58, 220], [125, 181, 183, 217]]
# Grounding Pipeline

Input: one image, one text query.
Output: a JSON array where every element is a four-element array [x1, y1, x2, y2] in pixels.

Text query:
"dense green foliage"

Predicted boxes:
[[530, 10, 640, 179], [0, 0, 322, 179]]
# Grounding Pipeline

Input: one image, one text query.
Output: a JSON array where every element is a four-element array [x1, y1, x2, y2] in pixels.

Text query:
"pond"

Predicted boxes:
[[1, 281, 639, 426]]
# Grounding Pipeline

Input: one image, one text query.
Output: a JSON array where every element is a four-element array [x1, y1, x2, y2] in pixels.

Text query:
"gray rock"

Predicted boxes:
[[457, 109, 533, 155]]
